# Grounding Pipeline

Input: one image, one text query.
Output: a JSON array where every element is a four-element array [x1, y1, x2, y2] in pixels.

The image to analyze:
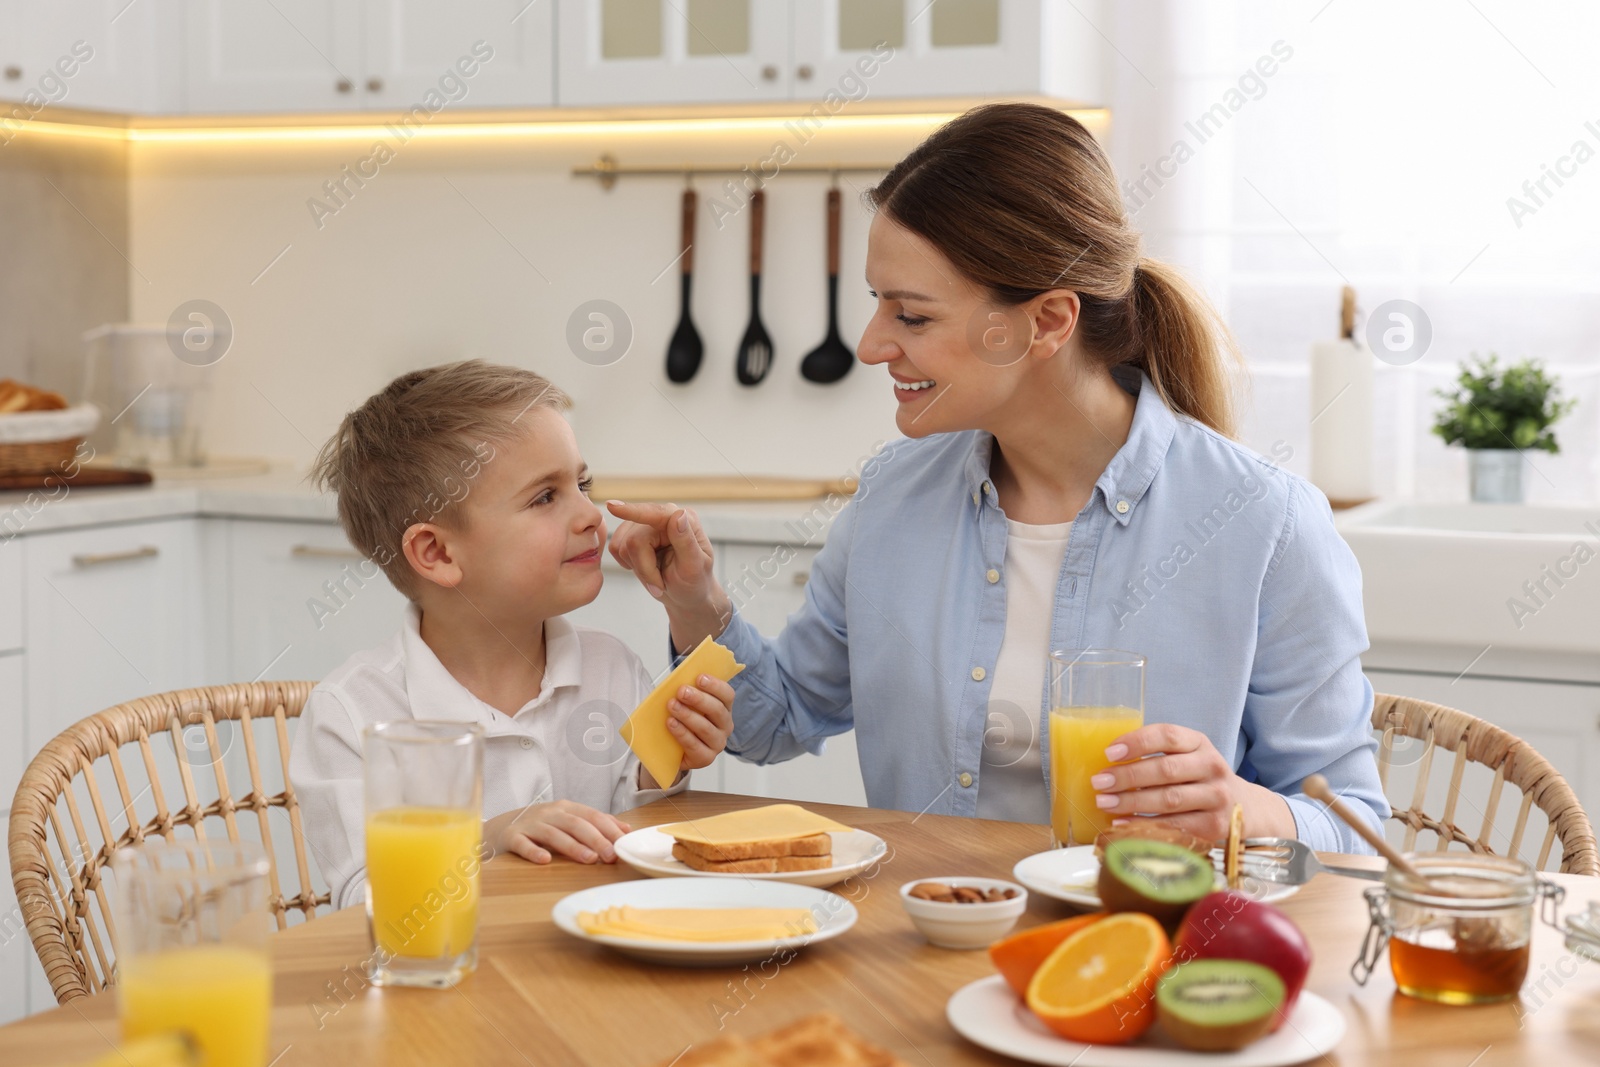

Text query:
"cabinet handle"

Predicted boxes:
[[760, 64, 778, 81], [290, 544, 365, 561], [796, 64, 813, 80], [72, 546, 158, 568], [365, 77, 384, 93], [3, 66, 20, 81], [792, 570, 810, 586], [335, 78, 353, 93]]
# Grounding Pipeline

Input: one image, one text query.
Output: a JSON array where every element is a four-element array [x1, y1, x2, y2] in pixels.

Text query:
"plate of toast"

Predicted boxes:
[[553, 876, 857, 966], [616, 803, 889, 889]]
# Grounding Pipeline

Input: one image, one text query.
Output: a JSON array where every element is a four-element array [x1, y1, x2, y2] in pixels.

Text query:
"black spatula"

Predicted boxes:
[[665, 188, 703, 383], [735, 188, 773, 386], [800, 187, 854, 384]]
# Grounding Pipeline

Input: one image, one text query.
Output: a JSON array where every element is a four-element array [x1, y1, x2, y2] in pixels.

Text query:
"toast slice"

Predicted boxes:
[[671, 843, 833, 874], [673, 832, 832, 863], [751, 1013, 906, 1067]]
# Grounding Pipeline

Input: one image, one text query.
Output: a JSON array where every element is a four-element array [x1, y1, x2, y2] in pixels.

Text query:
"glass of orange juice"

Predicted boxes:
[[363, 721, 484, 988], [1048, 649, 1146, 848], [112, 839, 273, 1067]]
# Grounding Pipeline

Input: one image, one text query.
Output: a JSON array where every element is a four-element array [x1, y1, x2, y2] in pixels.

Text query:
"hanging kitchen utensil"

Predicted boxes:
[[665, 187, 704, 383], [735, 188, 773, 385], [800, 186, 854, 384]]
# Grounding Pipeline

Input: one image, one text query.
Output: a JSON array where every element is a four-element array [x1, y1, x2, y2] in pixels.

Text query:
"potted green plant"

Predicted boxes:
[[1432, 354, 1577, 503]]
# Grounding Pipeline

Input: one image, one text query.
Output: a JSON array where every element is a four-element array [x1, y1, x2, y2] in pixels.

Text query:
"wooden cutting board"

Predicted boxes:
[[0, 465, 152, 491], [587, 475, 855, 502]]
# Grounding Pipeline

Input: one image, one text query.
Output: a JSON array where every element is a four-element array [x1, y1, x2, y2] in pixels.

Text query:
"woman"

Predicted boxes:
[[608, 103, 1386, 852]]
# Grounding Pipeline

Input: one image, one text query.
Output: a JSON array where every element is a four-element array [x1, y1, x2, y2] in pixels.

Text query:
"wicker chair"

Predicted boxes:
[[8, 681, 330, 1005], [1372, 693, 1598, 876]]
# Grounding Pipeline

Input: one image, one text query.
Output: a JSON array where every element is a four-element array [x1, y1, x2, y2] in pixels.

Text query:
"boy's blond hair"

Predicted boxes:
[[310, 360, 571, 598]]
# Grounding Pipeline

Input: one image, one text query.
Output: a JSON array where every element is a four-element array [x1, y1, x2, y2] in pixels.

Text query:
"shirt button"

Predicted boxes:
[[971, 666, 986, 681], [986, 568, 1000, 583], [959, 772, 974, 788], [982, 480, 993, 494], [1116, 500, 1130, 514], [972, 490, 980, 505], [519, 737, 533, 749]]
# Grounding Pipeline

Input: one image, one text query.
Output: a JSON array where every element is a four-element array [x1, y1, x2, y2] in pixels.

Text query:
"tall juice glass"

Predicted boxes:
[[112, 839, 273, 1067], [363, 721, 484, 988], [1048, 649, 1146, 847]]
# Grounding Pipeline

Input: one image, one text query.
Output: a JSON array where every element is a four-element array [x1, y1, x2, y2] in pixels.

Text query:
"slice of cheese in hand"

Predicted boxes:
[[657, 803, 853, 848], [620, 634, 745, 789]]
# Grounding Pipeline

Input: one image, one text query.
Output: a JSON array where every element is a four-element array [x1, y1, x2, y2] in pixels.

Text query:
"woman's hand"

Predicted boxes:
[[639, 674, 738, 788], [486, 800, 631, 865], [1091, 723, 1295, 841], [605, 500, 733, 648]]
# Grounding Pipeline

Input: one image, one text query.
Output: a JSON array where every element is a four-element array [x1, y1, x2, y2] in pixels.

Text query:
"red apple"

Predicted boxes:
[[1173, 891, 1311, 1031]]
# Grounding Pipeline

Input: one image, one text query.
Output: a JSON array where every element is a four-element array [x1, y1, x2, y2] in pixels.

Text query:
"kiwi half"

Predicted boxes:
[[1096, 838, 1214, 924], [1157, 959, 1286, 1052]]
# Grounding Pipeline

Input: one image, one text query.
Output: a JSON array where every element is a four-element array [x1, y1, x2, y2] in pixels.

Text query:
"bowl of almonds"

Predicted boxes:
[[898, 877, 1028, 949]]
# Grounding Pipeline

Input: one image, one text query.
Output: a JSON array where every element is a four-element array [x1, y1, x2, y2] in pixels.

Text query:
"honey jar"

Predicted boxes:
[[1352, 852, 1565, 1004]]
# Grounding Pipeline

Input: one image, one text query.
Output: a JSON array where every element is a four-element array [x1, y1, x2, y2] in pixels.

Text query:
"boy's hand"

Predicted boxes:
[[488, 800, 631, 865], [668, 673, 737, 771]]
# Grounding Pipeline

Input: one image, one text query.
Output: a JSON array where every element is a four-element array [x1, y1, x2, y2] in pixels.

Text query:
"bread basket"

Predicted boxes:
[[0, 404, 100, 475]]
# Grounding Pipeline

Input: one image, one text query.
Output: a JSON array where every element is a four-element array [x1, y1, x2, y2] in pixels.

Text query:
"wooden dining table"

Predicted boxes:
[[3, 791, 1598, 1066]]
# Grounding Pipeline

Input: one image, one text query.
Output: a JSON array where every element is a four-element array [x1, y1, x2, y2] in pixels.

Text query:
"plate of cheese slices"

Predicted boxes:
[[614, 804, 889, 890], [553, 876, 858, 966]]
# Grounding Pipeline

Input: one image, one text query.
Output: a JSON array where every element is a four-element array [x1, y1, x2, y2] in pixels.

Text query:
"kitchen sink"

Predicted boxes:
[[1336, 500, 1600, 655]]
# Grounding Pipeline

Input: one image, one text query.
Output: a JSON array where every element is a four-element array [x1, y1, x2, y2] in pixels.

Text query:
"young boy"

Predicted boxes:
[[290, 360, 735, 910]]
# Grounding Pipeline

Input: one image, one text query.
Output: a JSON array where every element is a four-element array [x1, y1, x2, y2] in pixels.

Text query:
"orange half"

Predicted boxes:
[[1024, 911, 1173, 1045], [989, 913, 1105, 997]]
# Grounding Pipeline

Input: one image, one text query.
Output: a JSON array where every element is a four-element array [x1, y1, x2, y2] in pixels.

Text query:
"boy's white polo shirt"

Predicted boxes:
[[290, 603, 686, 909]]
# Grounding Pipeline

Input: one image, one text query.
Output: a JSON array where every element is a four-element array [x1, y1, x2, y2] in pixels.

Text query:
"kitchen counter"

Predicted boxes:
[[0, 467, 842, 546]]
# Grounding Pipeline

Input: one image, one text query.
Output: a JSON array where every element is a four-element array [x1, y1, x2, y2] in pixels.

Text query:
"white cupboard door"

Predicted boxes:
[[184, 0, 362, 113], [1364, 669, 1600, 872], [0, 0, 178, 113], [714, 542, 867, 807], [791, 0, 1040, 102], [556, 0, 791, 106], [23, 520, 203, 760], [0, 534, 20, 653], [0, 868, 25, 1025], [365, 0, 554, 109], [228, 520, 406, 684], [0, 653, 22, 814], [566, 557, 672, 679]]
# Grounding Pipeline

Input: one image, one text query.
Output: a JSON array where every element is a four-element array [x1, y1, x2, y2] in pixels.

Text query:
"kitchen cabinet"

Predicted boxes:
[[0, 652, 22, 818], [364, 0, 554, 110], [184, 0, 552, 114], [0, 0, 177, 113], [0, 874, 25, 1026], [1364, 668, 1600, 869], [227, 519, 406, 684], [556, 0, 792, 107], [557, 0, 1107, 108], [22, 520, 205, 769], [0, 534, 20, 653], [183, 0, 363, 113]]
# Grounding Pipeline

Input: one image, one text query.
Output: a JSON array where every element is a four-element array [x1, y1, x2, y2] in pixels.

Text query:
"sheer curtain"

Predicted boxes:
[[1102, 0, 1600, 502]]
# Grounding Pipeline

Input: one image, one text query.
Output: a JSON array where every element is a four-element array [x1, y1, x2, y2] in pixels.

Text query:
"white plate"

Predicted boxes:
[[947, 975, 1345, 1066], [552, 876, 857, 966], [1013, 846, 1299, 908], [614, 826, 889, 889]]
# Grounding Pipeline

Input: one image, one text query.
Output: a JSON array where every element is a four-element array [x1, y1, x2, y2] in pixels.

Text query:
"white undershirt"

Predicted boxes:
[[975, 517, 1073, 824]]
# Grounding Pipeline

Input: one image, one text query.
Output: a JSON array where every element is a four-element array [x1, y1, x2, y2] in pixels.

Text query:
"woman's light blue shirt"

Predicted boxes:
[[714, 369, 1388, 854]]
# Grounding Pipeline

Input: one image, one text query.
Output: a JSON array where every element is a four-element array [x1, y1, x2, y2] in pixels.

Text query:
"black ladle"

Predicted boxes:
[[665, 187, 703, 383], [735, 188, 773, 385], [801, 187, 854, 384]]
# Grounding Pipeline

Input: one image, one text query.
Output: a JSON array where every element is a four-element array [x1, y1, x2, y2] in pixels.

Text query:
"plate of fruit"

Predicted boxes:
[[952, 815, 1342, 1065]]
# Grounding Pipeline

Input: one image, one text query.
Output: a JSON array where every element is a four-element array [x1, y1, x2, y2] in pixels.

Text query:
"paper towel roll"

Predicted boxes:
[[1309, 338, 1374, 505]]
